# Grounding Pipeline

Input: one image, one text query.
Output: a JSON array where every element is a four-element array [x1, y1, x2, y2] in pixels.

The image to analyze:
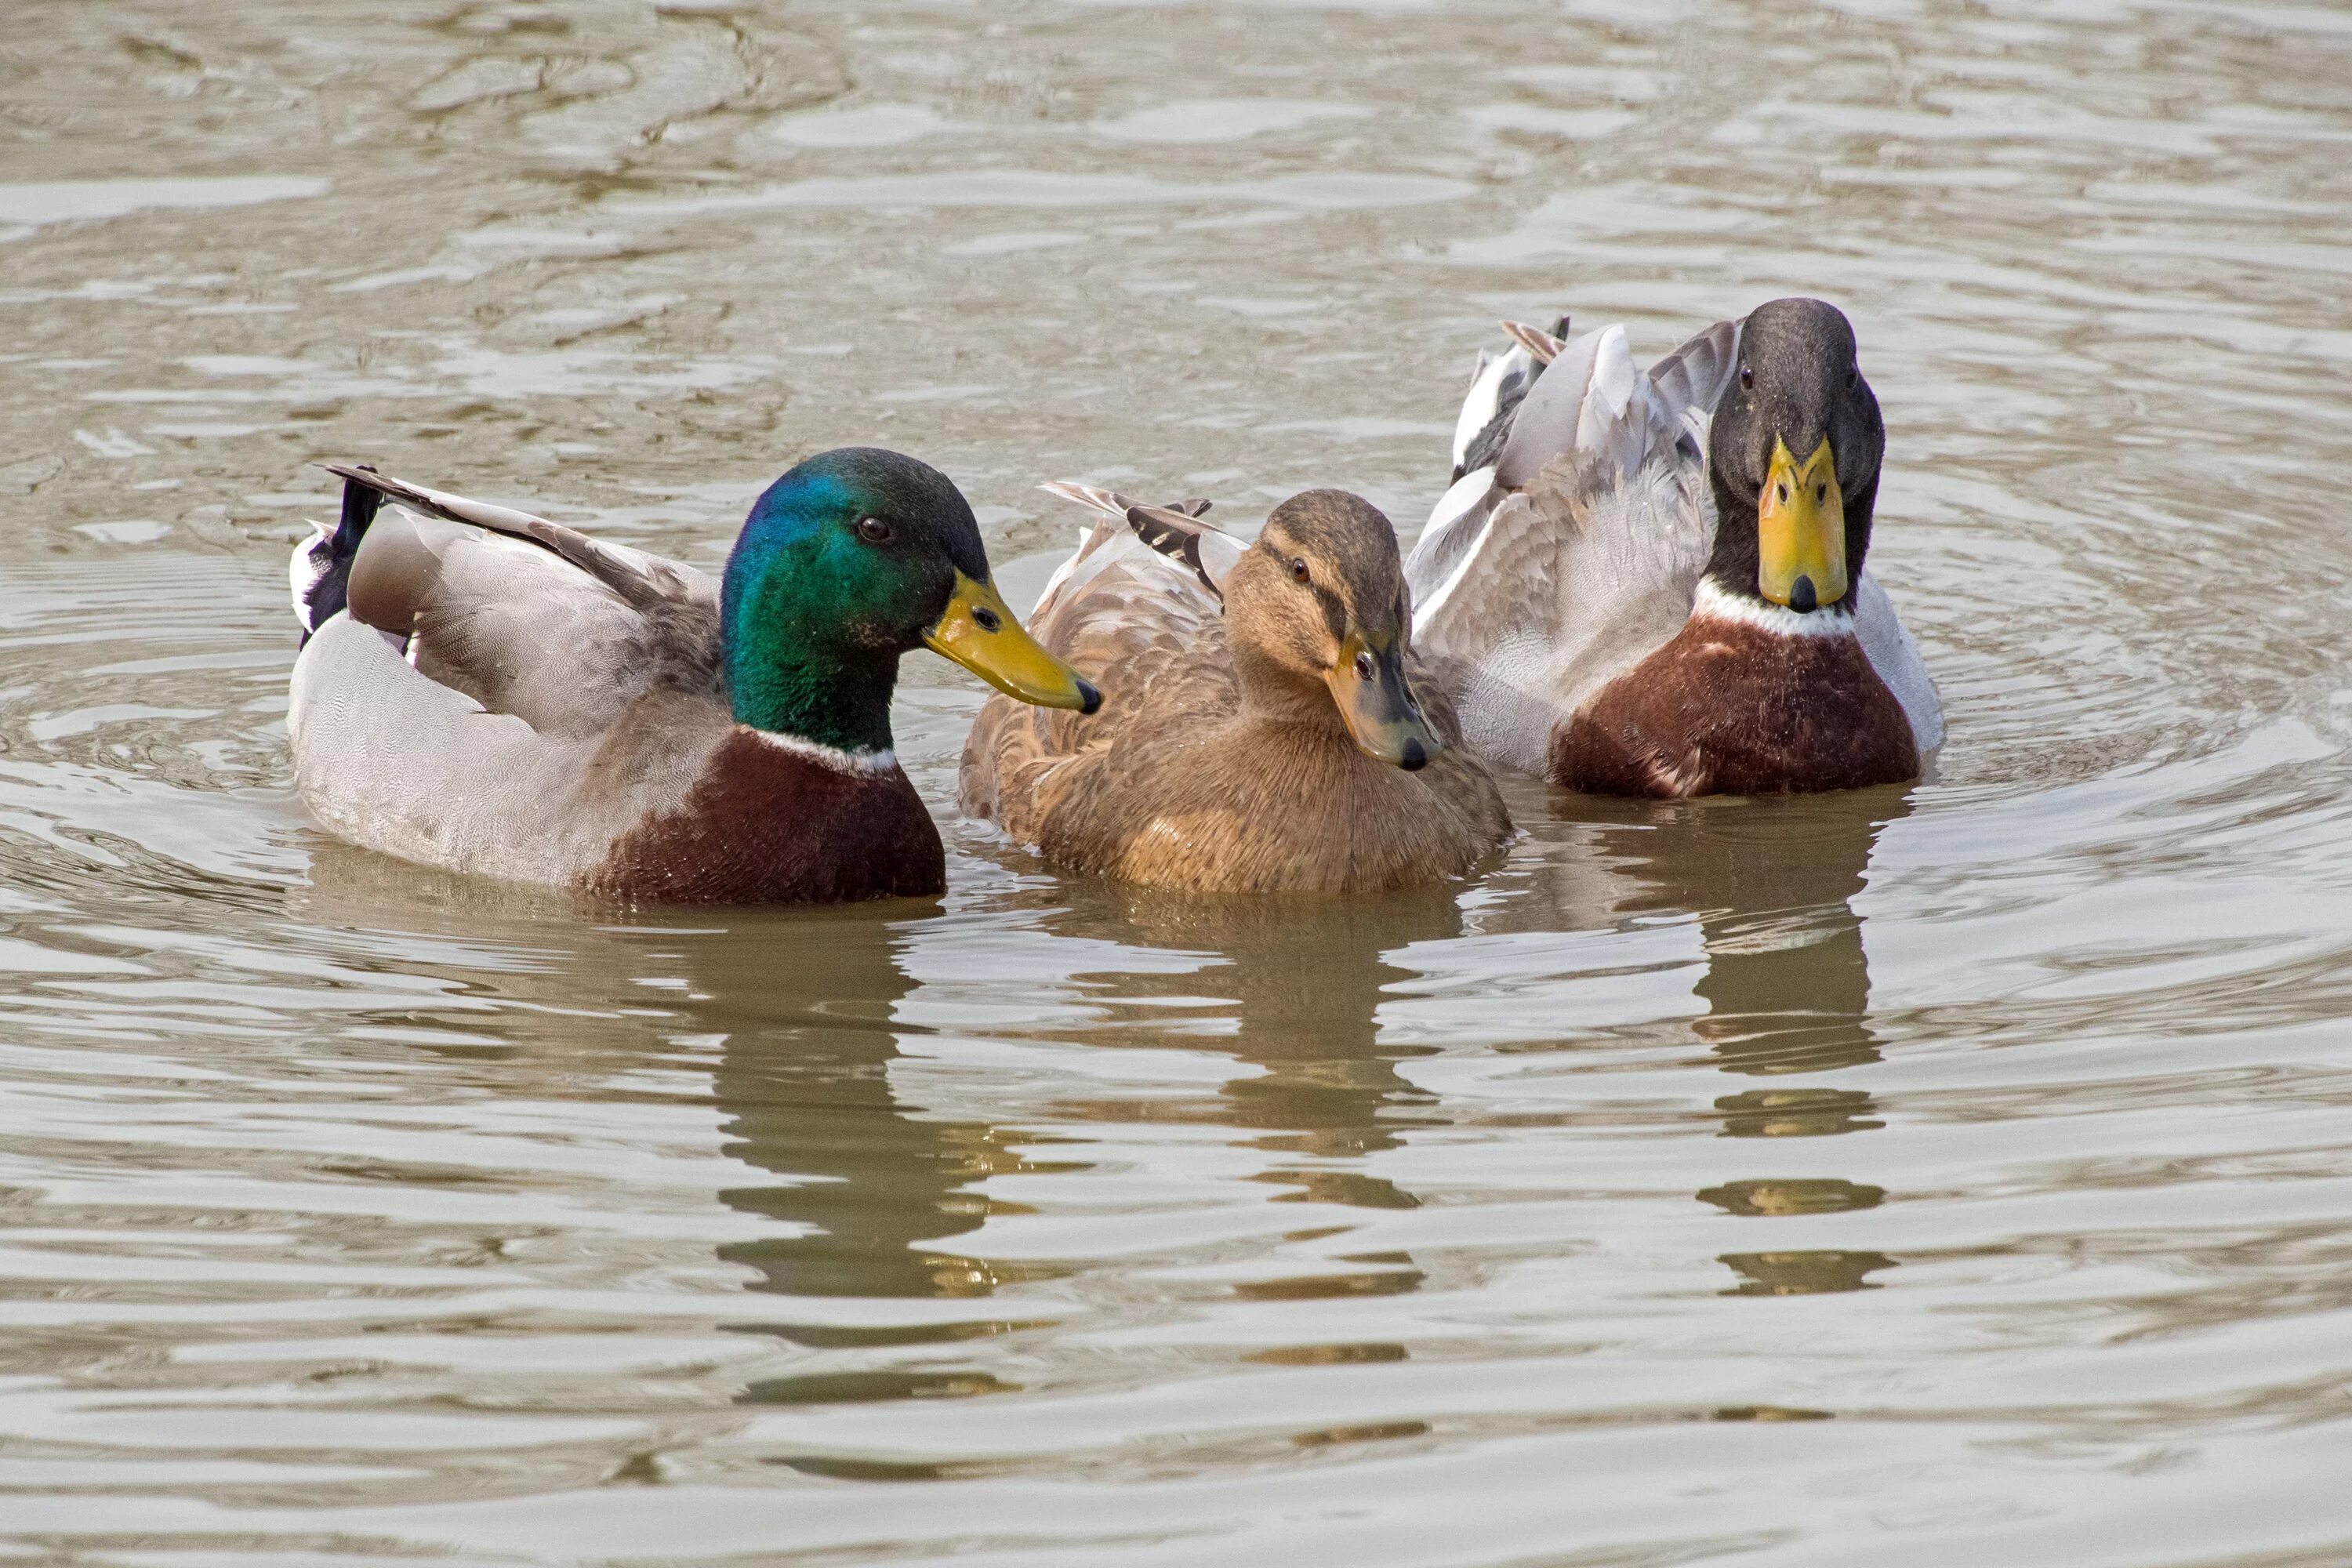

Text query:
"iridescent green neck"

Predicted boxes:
[[723, 564, 898, 757]]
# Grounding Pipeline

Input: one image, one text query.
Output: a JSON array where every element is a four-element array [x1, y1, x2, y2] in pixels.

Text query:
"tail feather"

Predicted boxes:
[[1450, 314, 1571, 482], [1124, 503, 1234, 604], [1040, 481, 1236, 604], [1499, 319, 1565, 365]]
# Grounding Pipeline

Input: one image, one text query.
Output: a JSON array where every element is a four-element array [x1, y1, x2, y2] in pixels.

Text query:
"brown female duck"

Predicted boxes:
[[960, 486, 1511, 893]]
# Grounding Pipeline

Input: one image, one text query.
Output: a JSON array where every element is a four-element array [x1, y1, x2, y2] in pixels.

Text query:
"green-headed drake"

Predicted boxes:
[[288, 449, 1098, 903]]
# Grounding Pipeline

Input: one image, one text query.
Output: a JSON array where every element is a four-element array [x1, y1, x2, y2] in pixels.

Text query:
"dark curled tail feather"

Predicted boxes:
[[296, 463, 383, 647], [1123, 499, 1225, 602]]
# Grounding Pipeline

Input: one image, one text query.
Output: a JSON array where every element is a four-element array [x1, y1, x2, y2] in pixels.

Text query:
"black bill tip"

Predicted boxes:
[[1789, 575, 1818, 614], [1076, 679, 1103, 717], [1399, 736, 1428, 771]]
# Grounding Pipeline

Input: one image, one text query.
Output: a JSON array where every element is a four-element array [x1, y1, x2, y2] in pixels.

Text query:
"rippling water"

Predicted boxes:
[[3, 1, 2351, 1562]]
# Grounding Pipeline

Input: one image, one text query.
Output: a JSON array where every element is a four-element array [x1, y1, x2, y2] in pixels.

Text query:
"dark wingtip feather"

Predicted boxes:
[[296, 462, 383, 646], [1125, 503, 1227, 604]]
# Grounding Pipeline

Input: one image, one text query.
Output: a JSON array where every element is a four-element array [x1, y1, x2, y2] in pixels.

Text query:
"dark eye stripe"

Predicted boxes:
[[1309, 582, 1346, 640]]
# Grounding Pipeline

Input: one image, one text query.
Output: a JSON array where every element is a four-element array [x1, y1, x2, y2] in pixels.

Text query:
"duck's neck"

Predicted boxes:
[[1690, 575, 1858, 638], [722, 535, 903, 758], [1230, 642, 1352, 740], [1704, 467, 1879, 612], [723, 633, 898, 758]]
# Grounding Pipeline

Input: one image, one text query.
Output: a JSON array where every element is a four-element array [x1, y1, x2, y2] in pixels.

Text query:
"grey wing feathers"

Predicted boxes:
[[318, 467, 720, 739], [1853, 572, 1944, 753], [1406, 319, 1719, 774], [1646, 317, 1742, 426], [319, 463, 705, 617], [1494, 324, 1671, 492], [287, 618, 686, 884]]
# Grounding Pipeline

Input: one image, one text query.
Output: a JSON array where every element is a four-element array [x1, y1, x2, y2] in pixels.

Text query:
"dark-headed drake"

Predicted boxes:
[[1404, 297, 1940, 798], [287, 449, 1098, 903]]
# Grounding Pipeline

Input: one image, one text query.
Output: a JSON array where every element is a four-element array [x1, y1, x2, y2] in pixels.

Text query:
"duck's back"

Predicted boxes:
[[1407, 323, 1726, 776], [960, 521, 1232, 847]]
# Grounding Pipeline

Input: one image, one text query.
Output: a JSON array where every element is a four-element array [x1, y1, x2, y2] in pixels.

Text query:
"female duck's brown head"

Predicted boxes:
[[1222, 490, 1442, 771], [1704, 298, 1886, 617]]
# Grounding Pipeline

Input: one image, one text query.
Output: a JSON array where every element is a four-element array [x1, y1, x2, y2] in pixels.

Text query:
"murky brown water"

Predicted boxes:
[[3, 0, 2351, 1561]]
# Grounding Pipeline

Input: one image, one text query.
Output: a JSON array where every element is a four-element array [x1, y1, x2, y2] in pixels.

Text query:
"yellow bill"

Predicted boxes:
[[925, 572, 1101, 713], [1324, 633, 1442, 771], [1758, 437, 1849, 612]]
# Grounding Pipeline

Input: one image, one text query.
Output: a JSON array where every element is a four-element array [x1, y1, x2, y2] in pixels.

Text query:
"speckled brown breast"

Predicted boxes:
[[1552, 612, 1918, 798], [581, 731, 944, 905]]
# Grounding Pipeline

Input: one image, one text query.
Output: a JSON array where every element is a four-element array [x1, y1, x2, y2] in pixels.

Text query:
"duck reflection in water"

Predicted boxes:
[[1528, 787, 1909, 1086], [297, 851, 1015, 1310], [1513, 787, 1910, 1294], [1029, 880, 1470, 1217], [691, 907, 1003, 1306]]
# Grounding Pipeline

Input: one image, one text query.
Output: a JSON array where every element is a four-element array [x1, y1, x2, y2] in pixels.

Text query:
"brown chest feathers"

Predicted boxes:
[[1554, 612, 1918, 799], [583, 730, 943, 905], [1034, 717, 1510, 895]]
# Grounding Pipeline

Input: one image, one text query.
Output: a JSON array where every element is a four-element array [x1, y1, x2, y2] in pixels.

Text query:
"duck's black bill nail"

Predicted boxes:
[[1789, 576, 1817, 613], [1399, 736, 1428, 771], [1077, 680, 1103, 716]]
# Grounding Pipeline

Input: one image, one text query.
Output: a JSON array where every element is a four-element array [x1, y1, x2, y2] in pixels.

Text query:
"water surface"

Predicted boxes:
[[3, 1, 2351, 1562]]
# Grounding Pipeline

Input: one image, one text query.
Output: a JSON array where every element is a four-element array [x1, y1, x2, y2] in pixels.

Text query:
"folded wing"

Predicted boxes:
[[1404, 318, 1735, 775], [287, 466, 727, 881]]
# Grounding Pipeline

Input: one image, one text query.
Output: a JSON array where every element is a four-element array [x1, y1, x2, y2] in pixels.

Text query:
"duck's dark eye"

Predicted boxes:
[[1739, 364, 1754, 391], [855, 516, 893, 543], [1290, 557, 1310, 583]]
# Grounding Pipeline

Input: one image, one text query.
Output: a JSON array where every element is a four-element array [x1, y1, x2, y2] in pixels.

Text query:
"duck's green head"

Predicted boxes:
[[720, 448, 1098, 756]]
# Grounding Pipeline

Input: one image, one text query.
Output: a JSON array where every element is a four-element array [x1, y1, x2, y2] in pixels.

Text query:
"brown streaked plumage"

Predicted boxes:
[[962, 488, 1511, 895], [1555, 606, 1918, 798]]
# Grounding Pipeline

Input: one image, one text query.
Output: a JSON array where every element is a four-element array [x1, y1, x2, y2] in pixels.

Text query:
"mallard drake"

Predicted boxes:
[[1406, 298, 1940, 797], [288, 449, 1098, 903], [959, 485, 1511, 893]]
